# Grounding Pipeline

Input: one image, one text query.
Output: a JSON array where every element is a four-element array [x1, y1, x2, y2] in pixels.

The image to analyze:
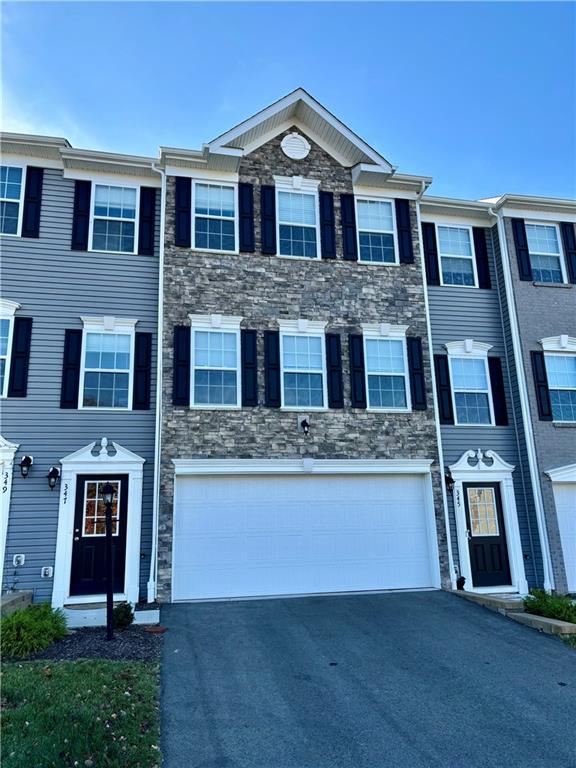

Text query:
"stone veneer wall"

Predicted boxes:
[[157, 127, 449, 600]]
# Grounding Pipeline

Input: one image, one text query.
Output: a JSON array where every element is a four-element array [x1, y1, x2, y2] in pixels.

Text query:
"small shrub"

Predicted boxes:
[[524, 590, 576, 624], [113, 602, 134, 631], [1, 604, 67, 659]]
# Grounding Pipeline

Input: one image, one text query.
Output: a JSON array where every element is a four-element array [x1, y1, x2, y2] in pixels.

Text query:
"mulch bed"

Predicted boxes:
[[21, 625, 165, 662]]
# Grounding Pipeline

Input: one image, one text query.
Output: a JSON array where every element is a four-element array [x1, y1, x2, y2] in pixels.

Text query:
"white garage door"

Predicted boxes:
[[172, 473, 436, 601], [554, 483, 576, 593]]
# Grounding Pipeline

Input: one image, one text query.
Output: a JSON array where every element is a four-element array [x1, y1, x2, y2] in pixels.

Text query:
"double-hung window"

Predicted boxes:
[[438, 225, 476, 286], [276, 177, 320, 259], [363, 326, 410, 410], [279, 322, 326, 408], [544, 354, 576, 422], [190, 315, 241, 407], [80, 319, 136, 409], [0, 165, 24, 235], [450, 356, 493, 425], [525, 223, 565, 283], [193, 183, 236, 252], [92, 184, 137, 253], [356, 198, 397, 264]]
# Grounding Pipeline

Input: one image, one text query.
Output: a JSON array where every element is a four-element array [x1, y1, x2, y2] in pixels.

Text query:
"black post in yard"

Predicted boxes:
[[102, 481, 115, 641]]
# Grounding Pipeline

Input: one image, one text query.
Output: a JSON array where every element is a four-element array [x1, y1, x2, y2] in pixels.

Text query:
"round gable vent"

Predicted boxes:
[[281, 132, 311, 160]]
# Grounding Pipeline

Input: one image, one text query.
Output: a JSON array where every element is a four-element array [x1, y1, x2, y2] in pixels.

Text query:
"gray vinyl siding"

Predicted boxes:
[[427, 226, 542, 587], [1, 166, 159, 601]]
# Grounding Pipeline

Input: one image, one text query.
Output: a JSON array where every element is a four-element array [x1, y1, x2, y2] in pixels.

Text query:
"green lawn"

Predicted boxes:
[[1, 660, 160, 768]]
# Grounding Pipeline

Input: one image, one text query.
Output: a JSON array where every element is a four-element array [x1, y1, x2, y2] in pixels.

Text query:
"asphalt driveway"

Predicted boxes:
[[161, 591, 576, 768]]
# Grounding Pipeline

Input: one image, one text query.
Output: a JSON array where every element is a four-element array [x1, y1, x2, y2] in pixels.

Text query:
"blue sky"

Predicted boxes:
[[2, 2, 574, 199]]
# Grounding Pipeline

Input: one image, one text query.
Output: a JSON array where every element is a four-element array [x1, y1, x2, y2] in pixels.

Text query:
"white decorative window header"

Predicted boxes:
[[540, 335, 576, 353], [361, 323, 409, 338], [80, 316, 138, 332], [189, 314, 242, 330], [0, 299, 20, 318], [273, 175, 320, 192], [277, 318, 327, 334], [445, 339, 493, 357], [280, 133, 311, 160]]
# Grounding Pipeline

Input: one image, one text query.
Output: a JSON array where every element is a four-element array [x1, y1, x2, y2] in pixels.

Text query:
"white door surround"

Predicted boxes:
[[546, 463, 576, 593], [449, 449, 528, 595], [52, 437, 145, 609], [0, 435, 19, 593], [171, 457, 442, 602]]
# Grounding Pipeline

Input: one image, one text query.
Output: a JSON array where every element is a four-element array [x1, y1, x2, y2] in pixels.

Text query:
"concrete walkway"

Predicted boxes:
[[161, 590, 576, 768]]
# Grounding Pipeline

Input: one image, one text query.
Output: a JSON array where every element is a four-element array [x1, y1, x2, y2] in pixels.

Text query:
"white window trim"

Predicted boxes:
[[445, 339, 495, 427], [78, 316, 138, 411], [191, 180, 239, 255], [278, 318, 328, 410], [274, 175, 321, 261], [361, 323, 411, 412], [0, 299, 20, 399], [355, 195, 400, 266], [189, 313, 242, 410], [540, 337, 576, 424], [525, 220, 568, 284], [0, 163, 25, 238], [437, 223, 479, 289], [88, 179, 140, 255]]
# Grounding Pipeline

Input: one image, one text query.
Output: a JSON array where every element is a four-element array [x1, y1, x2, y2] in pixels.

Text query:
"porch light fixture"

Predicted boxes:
[[300, 418, 310, 435], [46, 466, 60, 490], [444, 470, 455, 493], [102, 481, 115, 506], [19, 455, 33, 478], [101, 481, 116, 641]]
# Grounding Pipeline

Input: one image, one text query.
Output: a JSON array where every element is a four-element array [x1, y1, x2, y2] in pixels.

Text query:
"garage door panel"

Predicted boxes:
[[173, 473, 435, 600], [554, 484, 576, 593]]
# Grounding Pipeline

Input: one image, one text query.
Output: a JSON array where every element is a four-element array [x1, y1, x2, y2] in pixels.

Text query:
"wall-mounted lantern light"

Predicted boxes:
[[19, 456, 34, 478], [444, 470, 455, 493], [46, 466, 60, 490], [300, 418, 310, 435]]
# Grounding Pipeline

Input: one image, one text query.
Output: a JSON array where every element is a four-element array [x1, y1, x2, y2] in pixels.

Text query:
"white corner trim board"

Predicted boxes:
[[172, 457, 434, 476], [0, 435, 19, 593], [51, 438, 145, 610]]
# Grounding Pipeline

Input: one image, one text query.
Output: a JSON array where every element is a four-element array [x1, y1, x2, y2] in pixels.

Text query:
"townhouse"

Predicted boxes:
[[1, 89, 574, 616]]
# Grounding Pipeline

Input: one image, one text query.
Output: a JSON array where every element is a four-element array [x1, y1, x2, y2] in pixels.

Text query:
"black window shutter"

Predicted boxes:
[[395, 199, 414, 264], [175, 177, 192, 248], [133, 332, 152, 410], [530, 351, 553, 421], [60, 329, 83, 408], [560, 222, 576, 284], [511, 218, 532, 281], [7, 317, 33, 397], [173, 326, 191, 406], [488, 357, 508, 425], [340, 194, 358, 261], [319, 191, 336, 259], [325, 333, 344, 408], [71, 180, 91, 251], [138, 187, 156, 256], [422, 222, 440, 285], [434, 354, 454, 424], [473, 227, 491, 289], [241, 329, 258, 406], [264, 331, 281, 406], [21, 167, 43, 238], [349, 334, 367, 408], [260, 185, 276, 255], [238, 183, 255, 253], [407, 337, 427, 410]]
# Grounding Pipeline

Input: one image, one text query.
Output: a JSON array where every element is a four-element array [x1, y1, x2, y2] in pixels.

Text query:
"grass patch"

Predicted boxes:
[[561, 635, 576, 649], [1, 660, 160, 767], [524, 589, 576, 624]]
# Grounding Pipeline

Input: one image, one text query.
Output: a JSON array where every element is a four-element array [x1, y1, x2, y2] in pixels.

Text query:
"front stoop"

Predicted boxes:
[[0, 590, 33, 617], [451, 589, 525, 615], [63, 603, 160, 628]]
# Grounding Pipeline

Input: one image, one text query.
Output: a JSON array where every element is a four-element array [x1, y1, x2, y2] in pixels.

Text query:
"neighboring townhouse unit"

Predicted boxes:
[[491, 195, 576, 593], [421, 198, 547, 595], [0, 134, 160, 612], [154, 89, 450, 602]]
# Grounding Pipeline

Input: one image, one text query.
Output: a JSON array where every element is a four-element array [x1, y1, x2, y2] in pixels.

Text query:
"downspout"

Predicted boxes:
[[415, 182, 457, 589], [491, 207, 554, 591], [147, 160, 166, 603]]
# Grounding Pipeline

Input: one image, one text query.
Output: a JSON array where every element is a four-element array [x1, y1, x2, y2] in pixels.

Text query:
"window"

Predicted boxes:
[[193, 183, 236, 252], [526, 223, 565, 283], [190, 315, 241, 407], [274, 177, 320, 259], [363, 327, 410, 410], [0, 165, 23, 235], [279, 321, 326, 408], [450, 357, 493, 425], [467, 487, 499, 536], [82, 480, 120, 536], [91, 184, 137, 253], [356, 198, 397, 264], [438, 225, 476, 287], [545, 354, 576, 422], [80, 318, 136, 409]]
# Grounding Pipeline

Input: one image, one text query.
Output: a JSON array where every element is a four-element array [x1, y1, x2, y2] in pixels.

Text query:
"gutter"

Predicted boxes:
[[415, 181, 457, 589], [490, 207, 555, 591], [147, 160, 166, 603]]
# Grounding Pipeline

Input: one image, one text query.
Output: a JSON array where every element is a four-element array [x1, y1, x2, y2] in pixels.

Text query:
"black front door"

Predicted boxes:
[[464, 483, 511, 588], [69, 475, 129, 597]]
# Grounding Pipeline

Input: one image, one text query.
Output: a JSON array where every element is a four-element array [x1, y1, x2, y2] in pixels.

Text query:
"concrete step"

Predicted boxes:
[[451, 589, 525, 615], [0, 590, 33, 617], [508, 611, 576, 636], [63, 605, 160, 628]]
